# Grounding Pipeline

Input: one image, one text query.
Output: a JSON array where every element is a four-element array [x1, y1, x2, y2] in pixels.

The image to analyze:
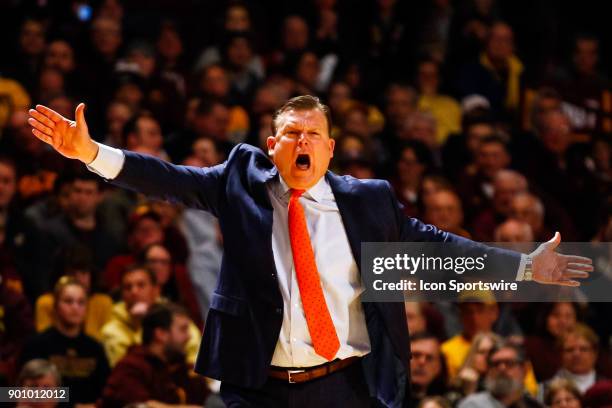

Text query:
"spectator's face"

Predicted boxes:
[[328, 82, 351, 113], [48, 96, 74, 118], [55, 284, 87, 328], [45, 40, 75, 73], [192, 138, 221, 167], [405, 302, 426, 335], [476, 142, 510, 179], [39, 68, 65, 95], [410, 338, 442, 389], [466, 123, 494, 156], [495, 220, 533, 242], [573, 39, 598, 76], [493, 177, 526, 216], [0, 162, 17, 208], [121, 270, 159, 309], [562, 334, 597, 375], [145, 245, 172, 287], [202, 66, 229, 97], [338, 135, 365, 158], [157, 26, 183, 60], [128, 50, 156, 78], [473, 336, 495, 374], [194, 104, 230, 140], [165, 314, 191, 356], [267, 109, 334, 190], [72, 270, 92, 293], [404, 117, 436, 148], [135, 117, 163, 152], [10, 110, 44, 155], [425, 190, 463, 232], [91, 18, 122, 57], [486, 24, 514, 62], [106, 102, 132, 141], [252, 87, 281, 115], [540, 112, 571, 155], [550, 388, 581, 408], [343, 109, 369, 139], [225, 5, 251, 31], [386, 88, 416, 129], [397, 148, 424, 185], [20, 20, 45, 56], [115, 83, 144, 109], [510, 195, 543, 236], [68, 180, 101, 218], [459, 303, 498, 338], [486, 348, 525, 397], [417, 62, 440, 94], [131, 218, 164, 251], [227, 37, 253, 69], [283, 17, 309, 51], [296, 52, 320, 90]]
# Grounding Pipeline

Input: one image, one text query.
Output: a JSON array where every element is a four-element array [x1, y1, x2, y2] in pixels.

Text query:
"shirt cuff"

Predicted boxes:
[[515, 254, 528, 281], [86, 142, 125, 180]]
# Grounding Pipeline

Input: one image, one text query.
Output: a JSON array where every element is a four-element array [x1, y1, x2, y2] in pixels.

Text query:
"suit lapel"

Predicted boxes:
[[326, 171, 364, 272]]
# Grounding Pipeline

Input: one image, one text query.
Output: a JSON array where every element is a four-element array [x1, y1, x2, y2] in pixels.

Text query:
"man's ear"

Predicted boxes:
[[328, 138, 335, 158], [266, 135, 276, 156]]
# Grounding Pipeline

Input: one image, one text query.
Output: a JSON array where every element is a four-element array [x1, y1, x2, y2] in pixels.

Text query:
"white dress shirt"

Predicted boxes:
[[87, 143, 372, 368]]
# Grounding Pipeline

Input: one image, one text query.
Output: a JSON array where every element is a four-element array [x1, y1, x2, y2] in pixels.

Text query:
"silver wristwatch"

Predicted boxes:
[[523, 256, 534, 281]]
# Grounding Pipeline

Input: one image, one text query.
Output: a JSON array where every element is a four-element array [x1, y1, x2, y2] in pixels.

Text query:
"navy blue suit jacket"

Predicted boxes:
[[109, 144, 521, 407]]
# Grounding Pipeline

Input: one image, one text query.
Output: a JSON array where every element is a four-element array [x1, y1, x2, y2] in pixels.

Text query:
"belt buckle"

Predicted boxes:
[[287, 369, 305, 384]]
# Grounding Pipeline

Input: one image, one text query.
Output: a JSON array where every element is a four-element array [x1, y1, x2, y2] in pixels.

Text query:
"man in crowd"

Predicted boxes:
[[99, 303, 210, 408]]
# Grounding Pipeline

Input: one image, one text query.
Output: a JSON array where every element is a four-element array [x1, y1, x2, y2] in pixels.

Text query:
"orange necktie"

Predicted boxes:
[[288, 189, 340, 361]]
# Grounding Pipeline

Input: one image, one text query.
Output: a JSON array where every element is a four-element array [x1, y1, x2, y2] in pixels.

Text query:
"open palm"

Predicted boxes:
[[28, 103, 98, 163], [531, 232, 593, 286]]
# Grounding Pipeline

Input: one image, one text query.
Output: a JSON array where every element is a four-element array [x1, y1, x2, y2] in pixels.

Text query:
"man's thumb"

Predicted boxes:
[[75, 103, 87, 126], [546, 231, 561, 249]]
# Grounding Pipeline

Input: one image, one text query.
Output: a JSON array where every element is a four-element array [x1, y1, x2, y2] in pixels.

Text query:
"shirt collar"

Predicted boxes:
[[277, 175, 328, 203]]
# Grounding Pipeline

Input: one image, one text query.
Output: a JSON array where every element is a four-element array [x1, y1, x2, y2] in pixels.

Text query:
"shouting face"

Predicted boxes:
[[267, 108, 335, 190]]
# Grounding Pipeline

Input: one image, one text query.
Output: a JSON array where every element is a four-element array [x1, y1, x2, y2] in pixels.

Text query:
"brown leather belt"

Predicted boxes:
[[269, 356, 360, 384]]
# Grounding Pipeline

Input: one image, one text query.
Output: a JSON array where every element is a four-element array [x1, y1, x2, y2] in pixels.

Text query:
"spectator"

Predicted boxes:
[[457, 342, 543, 408], [544, 378, 582, 408], [416, 58, 461, 145], [424, 189, 471, 238], [510, 193, 550, 242], [35, 246, 113, 341], [98, 303, 210, 407], [15, 359, 61, 408], [20, 277, 110, 405], [100, 264, 201, 367], [418, 396, 452, 408], [544, 324, 605, 394], [494, 219, 534, 243], [42, 171, 120, 286], [122, 112, 169, 160], [471, 170, 528, 241], [393, 141, 433, 217], [103, 100, 134, 147], [409, 332, 448, 407], [457, 21, 524, 117], [383, 83, 418, 140]]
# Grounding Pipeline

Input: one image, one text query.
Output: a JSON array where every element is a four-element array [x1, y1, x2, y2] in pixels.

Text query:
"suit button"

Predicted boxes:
[[275, 308, 282, 314], [271, 273, 276, 278]]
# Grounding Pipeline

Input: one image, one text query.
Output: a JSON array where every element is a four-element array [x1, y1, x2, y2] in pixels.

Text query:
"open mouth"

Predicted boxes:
[[295, 154, 311, 170]]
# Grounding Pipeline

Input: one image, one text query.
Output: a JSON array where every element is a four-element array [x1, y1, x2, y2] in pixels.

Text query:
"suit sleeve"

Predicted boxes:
[[110, 150, 226, 216], [384, 181, 523, 281]]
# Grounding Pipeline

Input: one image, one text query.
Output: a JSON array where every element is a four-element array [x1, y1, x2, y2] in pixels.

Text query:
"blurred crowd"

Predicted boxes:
[[0, 0, 611, 407]]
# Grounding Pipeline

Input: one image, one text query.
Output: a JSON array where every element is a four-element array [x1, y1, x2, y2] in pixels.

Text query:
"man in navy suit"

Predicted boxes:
[[28, 96, 592, 407]]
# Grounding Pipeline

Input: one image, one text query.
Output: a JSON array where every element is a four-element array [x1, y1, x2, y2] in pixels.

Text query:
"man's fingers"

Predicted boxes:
[[31, 128, 53, 145], [566, 262, 594, 272], [35, 104, 64, 123], [562, 255, 593, 265], [29, 109, 57, 129], [75, 103, 87, 127], [28, 117, 54, 136], [564, 269, 589, 279]]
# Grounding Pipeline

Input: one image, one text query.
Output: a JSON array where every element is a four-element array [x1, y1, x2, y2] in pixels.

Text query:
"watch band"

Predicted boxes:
[[523, 256, 534, 281]]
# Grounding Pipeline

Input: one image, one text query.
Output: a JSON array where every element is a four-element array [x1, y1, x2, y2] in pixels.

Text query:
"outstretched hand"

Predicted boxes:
[[530, 232, 593, 286], [28, 103, 99, 164]]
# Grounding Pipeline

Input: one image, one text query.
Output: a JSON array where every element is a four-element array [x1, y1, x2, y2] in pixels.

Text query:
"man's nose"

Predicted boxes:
[[297, 133, 309, 145]]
